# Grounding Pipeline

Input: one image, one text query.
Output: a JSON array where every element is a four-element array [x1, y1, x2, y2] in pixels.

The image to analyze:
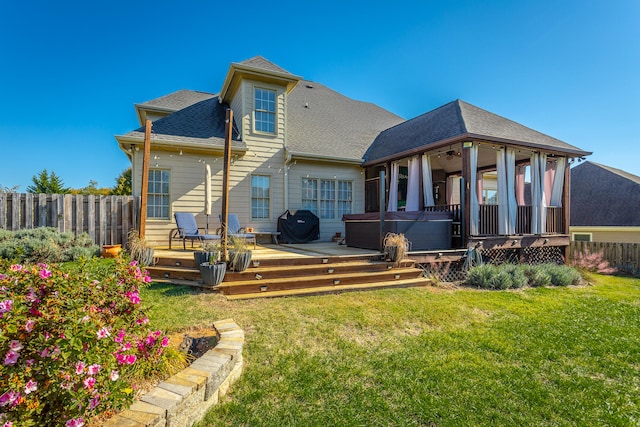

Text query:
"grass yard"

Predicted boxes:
[[141, 274, 640, 426]]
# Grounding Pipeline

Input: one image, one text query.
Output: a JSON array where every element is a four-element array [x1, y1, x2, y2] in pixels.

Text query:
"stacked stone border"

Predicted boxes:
[[105, 319, 244, 427]]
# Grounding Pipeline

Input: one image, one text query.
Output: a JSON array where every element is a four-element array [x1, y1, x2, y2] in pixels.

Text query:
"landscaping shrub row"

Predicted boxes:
[[0, 228, 99, 264], [465, 263, 583, 290]]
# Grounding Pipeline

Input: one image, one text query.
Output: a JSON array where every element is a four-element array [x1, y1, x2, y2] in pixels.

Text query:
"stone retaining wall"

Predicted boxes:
[[105, 319, 244, 427]]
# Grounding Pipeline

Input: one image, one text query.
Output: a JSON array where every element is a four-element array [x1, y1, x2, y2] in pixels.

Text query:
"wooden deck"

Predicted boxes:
[[148, 242, 439, 299]]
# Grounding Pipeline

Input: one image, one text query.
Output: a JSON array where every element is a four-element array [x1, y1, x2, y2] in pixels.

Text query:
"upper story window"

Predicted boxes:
[[254, 88, 276, 134]]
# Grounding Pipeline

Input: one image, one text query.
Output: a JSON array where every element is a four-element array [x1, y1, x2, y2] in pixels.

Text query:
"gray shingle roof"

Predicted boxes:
[[571, 161, 640, 226], [121, 96, 244, 149], [137, 90, 216, 111], [364, 100, 590, 163], [286, 81, 404, 161], [237, 56, 293, 75]]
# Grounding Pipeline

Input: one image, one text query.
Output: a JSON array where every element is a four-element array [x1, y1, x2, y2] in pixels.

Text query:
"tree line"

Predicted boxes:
[[0, 168, 131, 195]]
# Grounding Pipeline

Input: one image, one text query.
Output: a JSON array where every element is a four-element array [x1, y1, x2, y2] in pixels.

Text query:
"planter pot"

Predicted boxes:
[[199, 262, 227, 287], [101, 244, 122, 258], [194, 251, 219, 267], [229, 250, 252, 272]]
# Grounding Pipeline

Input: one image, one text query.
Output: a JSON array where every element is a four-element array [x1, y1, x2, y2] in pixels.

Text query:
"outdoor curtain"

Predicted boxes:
[[421, 154, 435, 207], [544, 161, 556, 206], [515, 165, 526, 206], [530, 152, 547, 234], [470, 144, 479, 235], [549, 157, 566, 207], [387, 161, 399, 212], [405, 156, 420, 211], [446, 176, 456, 205], [496, 148, 517, 235]]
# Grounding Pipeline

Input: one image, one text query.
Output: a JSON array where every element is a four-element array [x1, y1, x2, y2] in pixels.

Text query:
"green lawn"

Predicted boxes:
[[141, 274, 640, 426]]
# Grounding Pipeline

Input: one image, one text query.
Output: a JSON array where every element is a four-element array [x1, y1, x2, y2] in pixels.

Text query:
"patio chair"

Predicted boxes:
[[169, 212, 220, 250], [218, 213, 257, 249]]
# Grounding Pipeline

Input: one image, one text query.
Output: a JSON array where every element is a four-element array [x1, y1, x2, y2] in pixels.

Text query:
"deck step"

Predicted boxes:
[[225, 277, 433, 300], [218, 267, 424, 296]]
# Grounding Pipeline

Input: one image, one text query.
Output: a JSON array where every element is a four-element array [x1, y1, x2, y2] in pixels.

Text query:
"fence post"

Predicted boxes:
[[24, 193, 33, 229], [0, 193, 6, 230], [87, 195, 96, 244], [99, 196, 107, 246], [11, 193, 21, 231], [75, 195, 84, 235]]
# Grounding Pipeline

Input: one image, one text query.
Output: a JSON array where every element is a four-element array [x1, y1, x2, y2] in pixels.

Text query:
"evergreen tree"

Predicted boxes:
[[111, 167, 132, 195], [26, 169, 69, 194]]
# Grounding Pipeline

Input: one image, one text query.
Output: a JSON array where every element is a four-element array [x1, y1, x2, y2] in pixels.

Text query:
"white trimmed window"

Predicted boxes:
[[251, 175, 270, 219], [572, 233, 592, 242], [254, 88, 276, 133], [147, 169, 170, 219], [302, 178, 353, 219]]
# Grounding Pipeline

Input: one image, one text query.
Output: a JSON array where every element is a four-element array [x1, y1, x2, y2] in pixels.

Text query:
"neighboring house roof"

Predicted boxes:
[[286, 81, 404, 162], [571, 161, 640, 226], [364, 100, 591, 164], [117, 95, 245, 152]]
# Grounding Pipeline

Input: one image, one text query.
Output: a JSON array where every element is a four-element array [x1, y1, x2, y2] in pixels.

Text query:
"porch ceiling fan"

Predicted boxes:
[[445, 150, 461, 160]]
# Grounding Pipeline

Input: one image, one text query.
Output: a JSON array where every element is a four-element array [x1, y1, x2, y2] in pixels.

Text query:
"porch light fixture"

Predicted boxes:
[[462, 141, 473, 148]]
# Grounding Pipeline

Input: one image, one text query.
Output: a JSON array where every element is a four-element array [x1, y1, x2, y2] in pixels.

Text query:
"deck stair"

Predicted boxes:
[[147, 253, 432, 299]]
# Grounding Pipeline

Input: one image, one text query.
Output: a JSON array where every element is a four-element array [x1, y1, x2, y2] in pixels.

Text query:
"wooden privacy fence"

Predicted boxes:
[[570, 240, 640, 276], [0, 193, 141, 246]]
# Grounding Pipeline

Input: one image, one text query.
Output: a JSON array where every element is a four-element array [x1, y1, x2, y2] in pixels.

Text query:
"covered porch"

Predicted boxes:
[[349, 100, 591, 262]]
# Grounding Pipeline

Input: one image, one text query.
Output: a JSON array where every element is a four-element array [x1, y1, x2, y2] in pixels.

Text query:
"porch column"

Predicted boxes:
[[461, 142, 472, 244], [563, 160, 571, 263]]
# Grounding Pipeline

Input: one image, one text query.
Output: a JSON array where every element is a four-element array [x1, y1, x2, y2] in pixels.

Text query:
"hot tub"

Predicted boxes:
[[341, 210, 453, 251]]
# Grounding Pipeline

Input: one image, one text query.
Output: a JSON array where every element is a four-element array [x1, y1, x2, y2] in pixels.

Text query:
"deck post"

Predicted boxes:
[[562, 160, 571, 263], [461, 142, 472, 247], [379, 170, 385, 251], [220, 108, 233, 262]]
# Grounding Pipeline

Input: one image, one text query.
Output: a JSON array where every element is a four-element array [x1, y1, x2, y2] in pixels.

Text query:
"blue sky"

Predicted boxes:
[[1, 0, 638, 190]]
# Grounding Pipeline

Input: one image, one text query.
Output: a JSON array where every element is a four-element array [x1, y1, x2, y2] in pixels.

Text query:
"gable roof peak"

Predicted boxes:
[[235, 56, 293, 75]]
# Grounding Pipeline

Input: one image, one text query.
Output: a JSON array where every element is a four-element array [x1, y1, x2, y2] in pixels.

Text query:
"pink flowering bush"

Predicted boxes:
[[571, 249, 617, 275], [0, 257, 173, 426]]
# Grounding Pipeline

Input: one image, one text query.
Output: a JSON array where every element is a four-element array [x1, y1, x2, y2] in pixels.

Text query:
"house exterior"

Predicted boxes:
[[116, 56, 591, 263], [115, 57, 404, 245], [570, 161, 640, 243]]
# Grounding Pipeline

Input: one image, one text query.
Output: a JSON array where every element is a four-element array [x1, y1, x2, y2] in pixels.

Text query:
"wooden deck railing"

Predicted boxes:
[[0, 193, 141, 245], [478, 205, 564, 235]]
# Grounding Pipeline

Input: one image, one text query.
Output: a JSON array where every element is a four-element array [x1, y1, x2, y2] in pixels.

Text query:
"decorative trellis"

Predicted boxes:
[[420, 259, 467, 283]]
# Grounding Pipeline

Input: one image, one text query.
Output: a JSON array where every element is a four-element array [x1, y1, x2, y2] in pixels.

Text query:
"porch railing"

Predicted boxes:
[[478, 205, 564, 235]]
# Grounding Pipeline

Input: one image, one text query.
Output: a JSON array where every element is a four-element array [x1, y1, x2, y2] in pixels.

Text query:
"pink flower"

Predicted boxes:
[[9, 264, 22, 272], [83, 377, 95, 390], [81, 315, 90, 323], [0, 299, 13, 315], [125, 290, 140, 304], [114, 330, 125, 343], [24, 319, 36, 332], [24, 379, 37, 394], [135, 316, 149, 325], [89, 396, 100, 410], [129, 260, 138, 267], [87, 364, 100, 375], [109, 370, 119, 381], [39, 268, 52, 279], [4, 420, 13, 427], [75, 361, 85, 375], [144, 335, 156, 347], [39, 348, 51, 358], [0, 390, 19, 407], [161, 336, 169, 347], [26, 359, 35, 367], [96, 327, 110, 339], [143, 274, 152, 283], [25, 289, 38, 302], [3, 351, 18, 366], [65, 418, 84, 427], [8, 341, 22, 352]]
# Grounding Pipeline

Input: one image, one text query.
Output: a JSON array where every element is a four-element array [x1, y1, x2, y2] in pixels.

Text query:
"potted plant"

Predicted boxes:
[[194, 241, 221, 267], [126, 230, 155, 266], [383, 232, 411, 266], [199, 253, 227, 287], [228, 235, 253, 272]]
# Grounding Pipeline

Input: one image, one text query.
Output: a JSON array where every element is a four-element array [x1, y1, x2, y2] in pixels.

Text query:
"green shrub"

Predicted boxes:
[[0, 257, 184, 426], [466, 263, 582, 289], [0, 227, 99, 264], [0, 229, 13, 242]]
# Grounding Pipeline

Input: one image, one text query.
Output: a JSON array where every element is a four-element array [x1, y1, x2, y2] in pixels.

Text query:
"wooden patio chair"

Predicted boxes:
[[169, 212, 220, 250], [218, 214, 257, 249]]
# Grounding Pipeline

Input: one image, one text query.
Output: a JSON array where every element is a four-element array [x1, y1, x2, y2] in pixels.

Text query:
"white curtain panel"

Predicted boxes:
[[387, 161, 399, 212], [421, 154, 435, 207], [470, 144, 479, 235], [446, 176, 455, 205], [497, 148, 508, 235], [506, 148, 517, 235], [550, 157, 566, 207], [406, 156, 420, 211], [515, 165, 526, 206], [530, 153, 548, 234]]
